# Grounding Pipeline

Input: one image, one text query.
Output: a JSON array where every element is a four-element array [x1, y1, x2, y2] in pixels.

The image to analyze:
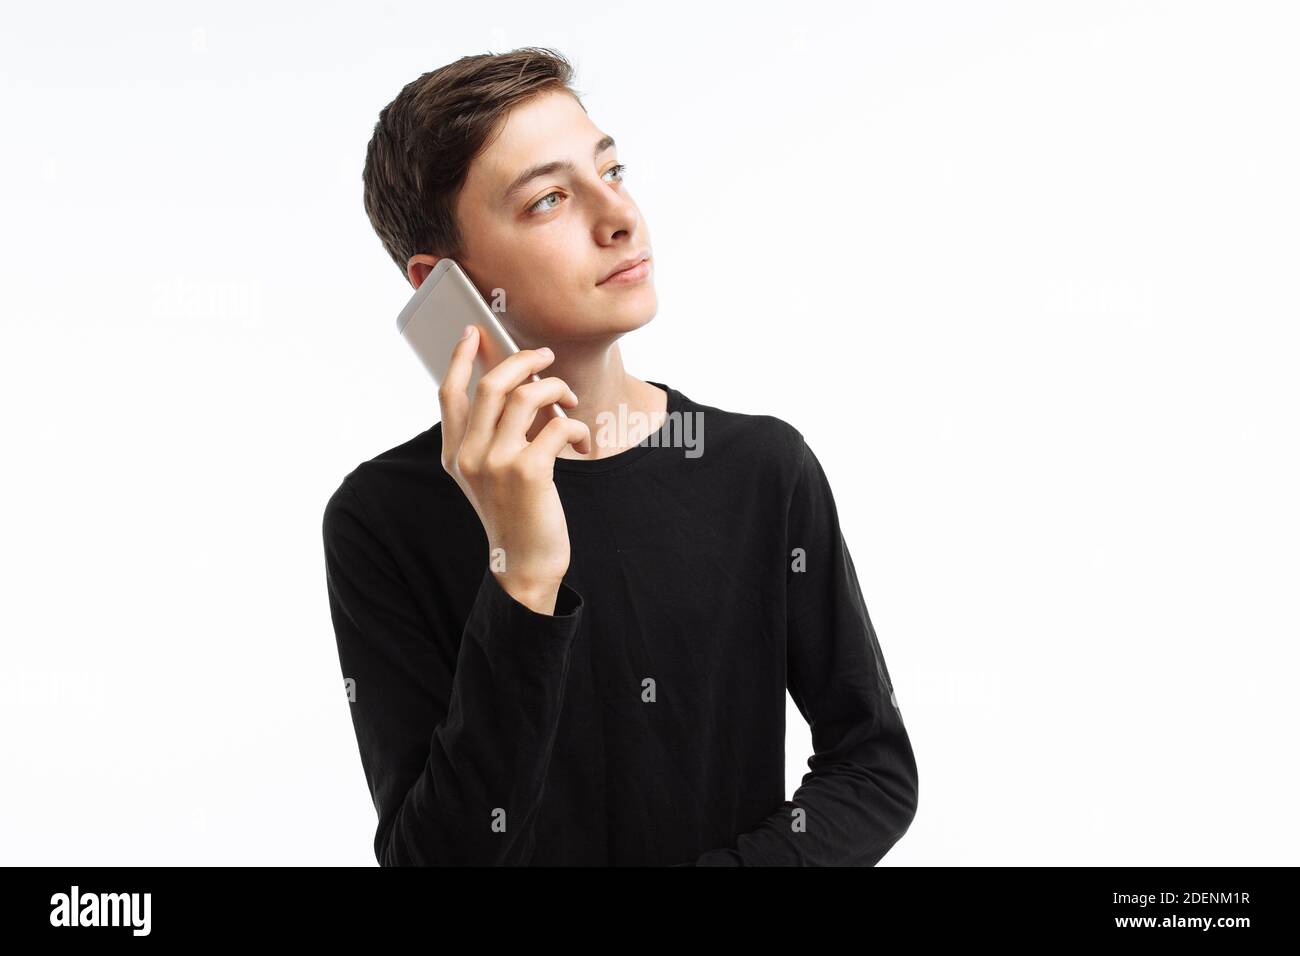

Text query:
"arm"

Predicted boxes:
[[323, 477, 584, 866], [692, 436, 919, 866]]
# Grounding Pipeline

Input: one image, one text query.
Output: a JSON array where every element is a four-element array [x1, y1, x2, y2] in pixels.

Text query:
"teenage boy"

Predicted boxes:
[[323, 47, 919, 866]]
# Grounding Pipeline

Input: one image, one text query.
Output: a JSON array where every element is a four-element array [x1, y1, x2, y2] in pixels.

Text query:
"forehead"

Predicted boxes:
[[466, 90, 602, 195]]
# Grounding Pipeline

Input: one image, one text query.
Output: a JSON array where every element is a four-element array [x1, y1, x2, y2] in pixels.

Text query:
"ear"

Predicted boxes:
[[407, 254, 441, 290]]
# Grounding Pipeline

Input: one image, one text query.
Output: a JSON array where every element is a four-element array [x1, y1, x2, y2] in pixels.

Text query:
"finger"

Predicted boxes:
[[462, 347, 557, 459], [525, 414, 593, 462], [437, 325, 480, 463], [493, 377, 579, 448]]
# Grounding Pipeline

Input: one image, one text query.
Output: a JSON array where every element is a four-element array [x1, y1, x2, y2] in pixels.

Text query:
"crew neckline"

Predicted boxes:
[[553, 380, 682, 476]]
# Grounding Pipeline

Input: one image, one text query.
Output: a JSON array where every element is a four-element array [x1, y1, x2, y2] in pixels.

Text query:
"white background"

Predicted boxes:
[[1, 0, 1296, 865]]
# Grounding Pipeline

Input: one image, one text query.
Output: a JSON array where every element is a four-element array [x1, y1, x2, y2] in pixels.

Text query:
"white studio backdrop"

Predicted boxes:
[[1, 0, 1296, 865]]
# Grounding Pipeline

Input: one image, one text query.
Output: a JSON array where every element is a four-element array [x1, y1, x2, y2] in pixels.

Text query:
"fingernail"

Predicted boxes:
[[538, 347, 552, 356], [460, 325, 473, 339]]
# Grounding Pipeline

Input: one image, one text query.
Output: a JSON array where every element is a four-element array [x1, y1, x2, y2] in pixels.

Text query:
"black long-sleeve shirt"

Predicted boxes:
[[322, 381, 918, 865]]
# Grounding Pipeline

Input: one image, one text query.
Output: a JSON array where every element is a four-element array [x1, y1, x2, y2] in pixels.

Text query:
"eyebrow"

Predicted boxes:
[[501, 134, 616, 205]]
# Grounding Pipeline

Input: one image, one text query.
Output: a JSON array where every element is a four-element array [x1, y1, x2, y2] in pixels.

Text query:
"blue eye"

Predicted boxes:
[[530, 192, 563, 213], [528, 164, 628, 213]]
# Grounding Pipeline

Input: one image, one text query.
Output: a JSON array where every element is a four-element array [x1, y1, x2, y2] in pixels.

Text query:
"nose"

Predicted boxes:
[[591, 184, 638, 241]]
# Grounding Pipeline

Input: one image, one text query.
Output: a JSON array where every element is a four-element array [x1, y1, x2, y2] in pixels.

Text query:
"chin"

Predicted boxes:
[[606, 297, 658, 335]]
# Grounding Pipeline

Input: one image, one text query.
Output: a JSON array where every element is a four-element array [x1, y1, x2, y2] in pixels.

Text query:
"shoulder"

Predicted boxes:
[[322, 423, 464, 539], [673, 386, 810, 482]]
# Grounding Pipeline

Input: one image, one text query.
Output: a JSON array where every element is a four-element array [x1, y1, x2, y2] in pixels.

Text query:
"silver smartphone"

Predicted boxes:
[[396, 259, 567, 422]]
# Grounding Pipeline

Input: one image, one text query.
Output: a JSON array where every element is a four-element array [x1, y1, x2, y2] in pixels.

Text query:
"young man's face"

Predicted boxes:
[[426, 89, 656, 347]]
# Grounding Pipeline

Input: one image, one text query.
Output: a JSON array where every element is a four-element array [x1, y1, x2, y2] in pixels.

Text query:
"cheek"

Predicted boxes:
[[502, 263, 589, 335], [519, 247, 588, 305]]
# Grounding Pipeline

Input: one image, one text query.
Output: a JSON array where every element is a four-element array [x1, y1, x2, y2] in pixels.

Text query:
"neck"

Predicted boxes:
[[522, 339, 667, 460]]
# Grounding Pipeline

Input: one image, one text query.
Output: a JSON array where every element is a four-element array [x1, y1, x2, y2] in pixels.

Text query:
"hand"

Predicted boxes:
[[438, 326, 592, 614]]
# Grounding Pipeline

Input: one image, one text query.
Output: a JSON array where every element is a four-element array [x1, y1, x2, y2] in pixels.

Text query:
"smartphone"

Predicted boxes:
[[396, 259, 567, 422]]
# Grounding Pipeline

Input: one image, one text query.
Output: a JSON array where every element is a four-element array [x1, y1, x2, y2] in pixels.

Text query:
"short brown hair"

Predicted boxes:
[[362, 47, 586, 279]]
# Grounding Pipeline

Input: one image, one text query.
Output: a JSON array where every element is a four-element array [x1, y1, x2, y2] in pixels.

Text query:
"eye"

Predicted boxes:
[[529, 191, 563, 214], [527, 164, 627, 214]]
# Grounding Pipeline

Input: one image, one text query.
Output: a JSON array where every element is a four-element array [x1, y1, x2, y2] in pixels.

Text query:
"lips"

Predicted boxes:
[[598, 252, 650, 285]]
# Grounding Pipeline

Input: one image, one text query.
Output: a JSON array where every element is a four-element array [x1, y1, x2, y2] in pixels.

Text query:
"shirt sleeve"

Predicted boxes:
[[692, 435, 919, 866], [322, 476, 584, 866]]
